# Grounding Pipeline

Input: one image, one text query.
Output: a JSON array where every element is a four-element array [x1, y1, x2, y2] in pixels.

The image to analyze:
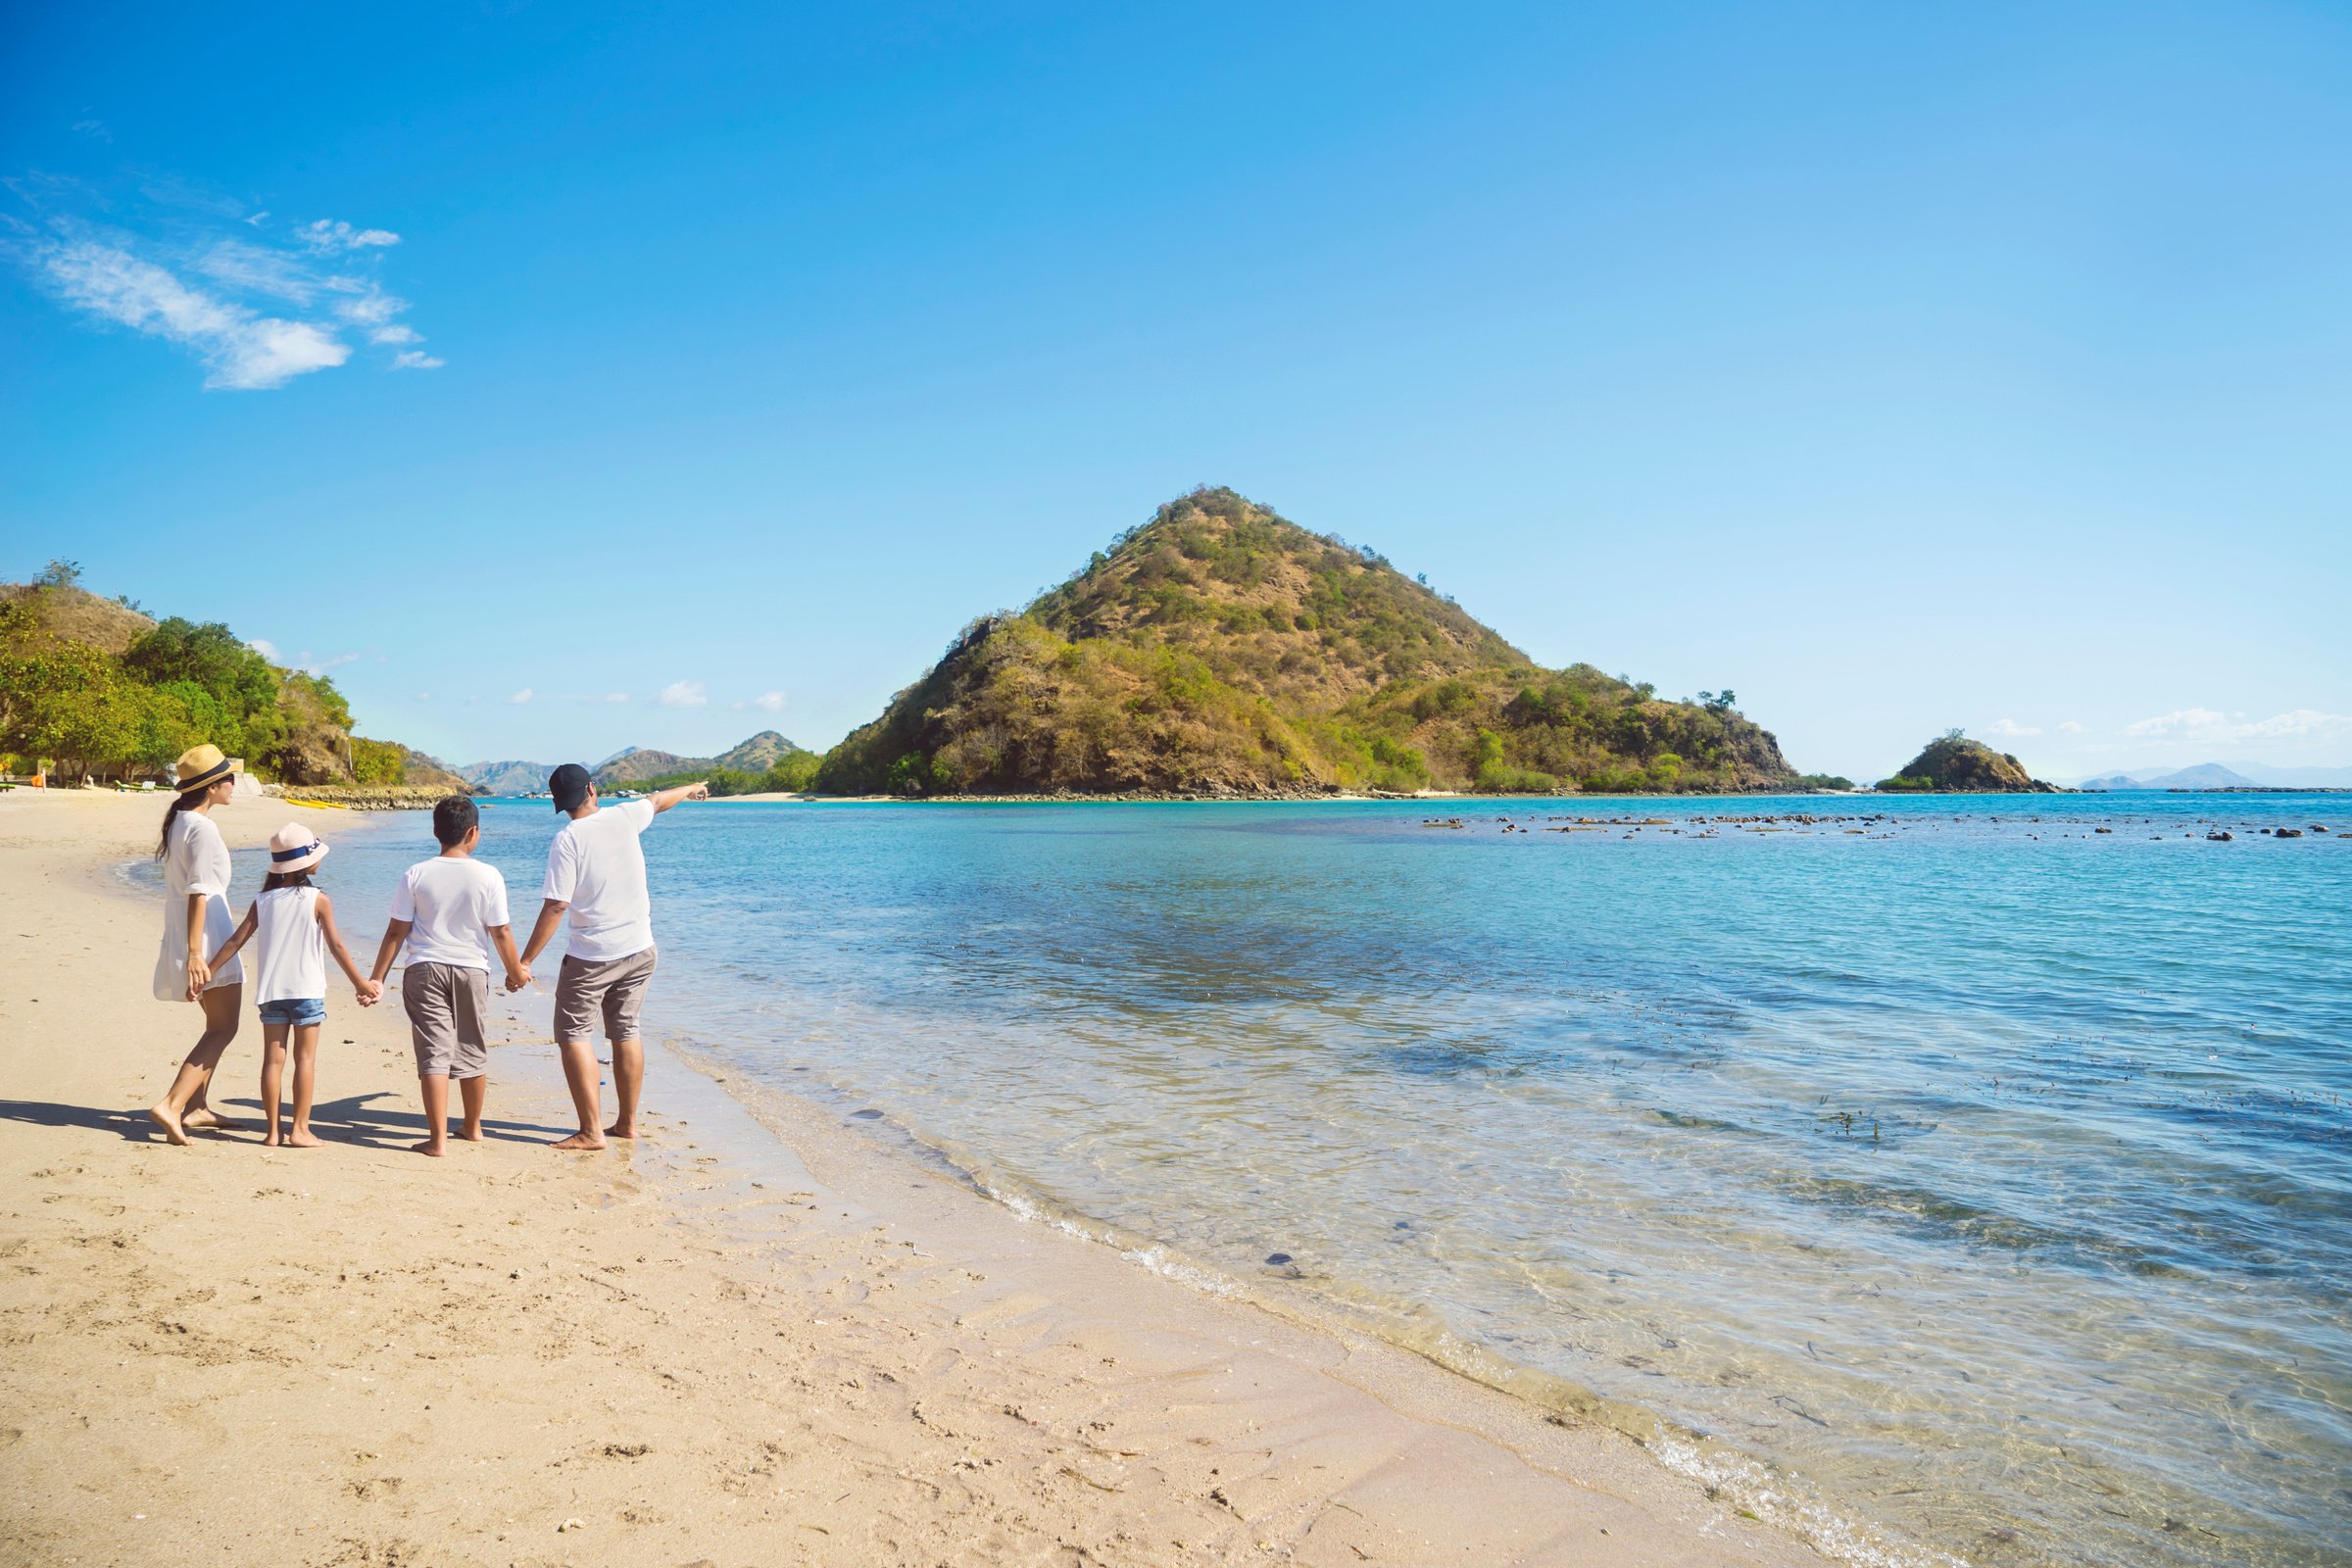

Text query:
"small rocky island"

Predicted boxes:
[[1879, 731, 2057, 793]]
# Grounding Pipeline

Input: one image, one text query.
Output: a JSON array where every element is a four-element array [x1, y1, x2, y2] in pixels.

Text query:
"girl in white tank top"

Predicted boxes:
[[201, 827, 382, 1147], [254, 885, 328, 1004]]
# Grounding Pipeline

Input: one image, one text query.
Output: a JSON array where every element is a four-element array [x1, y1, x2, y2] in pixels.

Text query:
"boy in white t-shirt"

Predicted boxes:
[[368, 797, 529, 1157]]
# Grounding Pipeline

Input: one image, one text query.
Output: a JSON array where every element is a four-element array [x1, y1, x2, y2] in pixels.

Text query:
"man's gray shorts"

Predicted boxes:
[[403, 961, 490, 1080], [554, 948, 658, 1045]]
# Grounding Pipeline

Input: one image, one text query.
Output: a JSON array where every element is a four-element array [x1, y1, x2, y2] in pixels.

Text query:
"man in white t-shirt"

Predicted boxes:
[[367, 796, 529, 1157], [517, 763, 708, 1151]]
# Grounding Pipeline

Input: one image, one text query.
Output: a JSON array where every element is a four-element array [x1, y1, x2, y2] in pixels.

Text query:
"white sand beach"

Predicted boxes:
[[0, 787, 1822, 1568]]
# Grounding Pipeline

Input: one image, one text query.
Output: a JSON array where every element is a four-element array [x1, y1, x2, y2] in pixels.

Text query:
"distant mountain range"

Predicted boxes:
[[455, 731, 807, 795], [2075, 762, 2343, 790], [594, 730, 803, 785], [452, 758, 558, 795]]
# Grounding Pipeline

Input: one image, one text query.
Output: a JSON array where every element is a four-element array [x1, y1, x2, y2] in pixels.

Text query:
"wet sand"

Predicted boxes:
[[0, 787, 1822, 1567]]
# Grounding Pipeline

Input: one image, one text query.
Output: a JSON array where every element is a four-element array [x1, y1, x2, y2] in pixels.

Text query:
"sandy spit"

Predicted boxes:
[[0, 788, 1823, 1568]]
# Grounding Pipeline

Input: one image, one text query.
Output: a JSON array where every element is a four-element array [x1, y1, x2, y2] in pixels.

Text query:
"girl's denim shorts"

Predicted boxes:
[[258, 996, 326, 1027]]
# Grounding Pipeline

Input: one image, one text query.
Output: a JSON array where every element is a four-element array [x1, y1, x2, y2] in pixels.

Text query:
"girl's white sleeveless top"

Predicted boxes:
[[152, 810, 243, 1001], [253, 886, 328, 1006]]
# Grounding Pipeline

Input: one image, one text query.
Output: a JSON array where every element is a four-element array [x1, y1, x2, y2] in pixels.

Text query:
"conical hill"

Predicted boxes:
[[814, 488, 1796, 796]]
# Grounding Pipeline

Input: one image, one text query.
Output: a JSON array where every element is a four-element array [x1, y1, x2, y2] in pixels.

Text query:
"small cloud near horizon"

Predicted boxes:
[[659, 680, 709, 709], [2123, 707, 2352, 747], [414, 692, 431, 701], [2057, 720, 2084, 734], [1984, 718, 2039, 738], [729, 690, 786, 713], [509, 688, 533, 705], [601, 692, 630, 705], [247, 637, 278, 660]]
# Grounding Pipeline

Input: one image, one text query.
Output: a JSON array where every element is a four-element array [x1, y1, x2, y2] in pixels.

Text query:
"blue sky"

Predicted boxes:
[[5, 2, 2349, 782]]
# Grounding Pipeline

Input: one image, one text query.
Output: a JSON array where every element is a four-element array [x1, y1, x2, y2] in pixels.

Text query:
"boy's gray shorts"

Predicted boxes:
[[403, 961, 490, 1080], [554, 948, 658, 1044]]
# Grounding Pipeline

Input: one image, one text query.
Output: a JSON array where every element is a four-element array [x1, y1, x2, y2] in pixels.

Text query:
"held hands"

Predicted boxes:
[[504, 964, 532, 995], [355, 978, 384, 1006], [184, 955, 213, 1001]]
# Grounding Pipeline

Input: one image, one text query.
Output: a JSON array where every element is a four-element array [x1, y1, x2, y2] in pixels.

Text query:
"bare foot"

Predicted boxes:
[[604, 1122, 636, 1141], [285, 1130, 323, 1149], [263, 1132, 282, 1148], [458, 1127, 483, 1142], [551, 1131, 605, 1152], [411, 1140, 446, 1157], [183, 1107, 227, 1130], [147, 1103, 188, 1147]]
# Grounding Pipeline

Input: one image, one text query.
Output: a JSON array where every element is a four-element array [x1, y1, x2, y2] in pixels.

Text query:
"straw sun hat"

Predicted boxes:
[[267, 822, 329, 875], [172, 744, 239, 796]]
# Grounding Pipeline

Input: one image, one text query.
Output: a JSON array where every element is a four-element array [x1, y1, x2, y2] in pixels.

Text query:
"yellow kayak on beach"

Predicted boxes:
[[282, 799, 352, 809]]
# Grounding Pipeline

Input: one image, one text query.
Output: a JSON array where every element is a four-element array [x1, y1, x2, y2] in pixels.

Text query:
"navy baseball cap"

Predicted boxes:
[[549, 763, 593, 811]]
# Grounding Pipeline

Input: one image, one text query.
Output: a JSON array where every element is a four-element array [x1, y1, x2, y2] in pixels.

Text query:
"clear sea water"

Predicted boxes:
[[185, 793, 2352, 1567]]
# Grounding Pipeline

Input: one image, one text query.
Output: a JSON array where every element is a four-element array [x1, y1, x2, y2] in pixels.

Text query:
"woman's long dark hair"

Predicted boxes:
[[261, 870, 315, 892], [157, 791, 199, 859]]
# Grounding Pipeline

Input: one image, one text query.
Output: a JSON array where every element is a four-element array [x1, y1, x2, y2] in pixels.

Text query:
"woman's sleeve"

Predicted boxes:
[[181, 819, 228, 898]]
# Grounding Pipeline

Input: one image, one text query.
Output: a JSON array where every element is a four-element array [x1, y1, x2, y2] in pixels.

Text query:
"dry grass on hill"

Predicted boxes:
[[0, 583, 157, 656], [819, 489, 1797, 796]]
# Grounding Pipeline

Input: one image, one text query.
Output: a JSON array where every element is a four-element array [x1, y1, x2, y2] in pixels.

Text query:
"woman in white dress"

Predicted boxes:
[[147, 745, 245, 1145]]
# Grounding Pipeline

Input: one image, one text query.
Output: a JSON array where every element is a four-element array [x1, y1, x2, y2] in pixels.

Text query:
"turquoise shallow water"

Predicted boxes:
[[199, 793, 2351, 1567]]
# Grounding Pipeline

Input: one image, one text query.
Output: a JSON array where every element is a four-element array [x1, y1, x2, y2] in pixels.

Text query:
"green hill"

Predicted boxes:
[[593, 731, 814, 791], [592, 731, 820, 796], [1878, 732, 2056, 793], [1, 564, 463, 790], [816, 488, 1798, 796]]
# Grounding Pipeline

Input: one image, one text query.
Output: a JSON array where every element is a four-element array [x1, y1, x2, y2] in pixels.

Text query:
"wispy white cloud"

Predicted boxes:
[[601, 692, 630, 705], [2123, 708, 2352, 746], [2057, 720, 2084, 735], [509, 688, 534, 706], [299, 219, 399, 253], [292, 650, 361, 676], [190, 237, 321, 303], [728, 690, 786, 713], [2122, 708, 2228, 739], [247, 637, 279, 660], [659, 680, 709, 709], [414, 692, 431, 702], [9, 177, 439, 387], [72, 118, 111, 142], [39, 232, 348, 390], [330, 281, 407, 326], [1983, 718, 2039, 738]]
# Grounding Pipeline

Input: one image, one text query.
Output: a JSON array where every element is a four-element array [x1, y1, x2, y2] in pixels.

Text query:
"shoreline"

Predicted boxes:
[[1, 788, 1830, 1567]]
